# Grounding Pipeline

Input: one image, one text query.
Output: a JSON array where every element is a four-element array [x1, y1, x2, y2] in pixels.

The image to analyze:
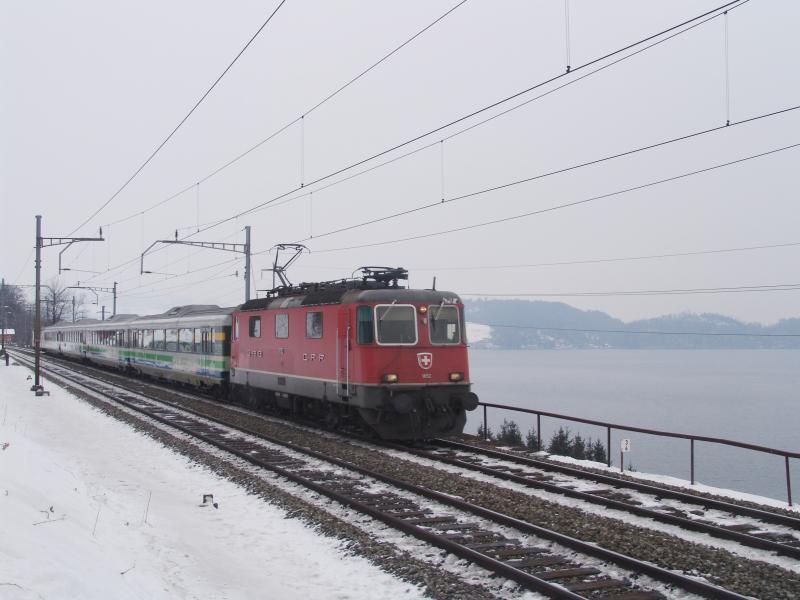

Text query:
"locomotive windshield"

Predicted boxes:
[[429, 305, 460, 344], [375, 304, 417, 345]]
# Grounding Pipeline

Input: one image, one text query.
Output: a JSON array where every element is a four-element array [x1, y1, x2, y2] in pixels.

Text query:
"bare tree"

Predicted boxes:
[[0, 280, 33, 345], [43, 278, 71, 325]]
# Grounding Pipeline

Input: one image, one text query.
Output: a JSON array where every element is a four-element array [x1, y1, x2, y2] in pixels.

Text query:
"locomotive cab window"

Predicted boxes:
[[249, 316, 261, 338], [375, 304, 417, 345], [305, 312, 322, 339], [275, 314, 288, 339], [429, 305, 461, 344], [356, 306, 374, 344]]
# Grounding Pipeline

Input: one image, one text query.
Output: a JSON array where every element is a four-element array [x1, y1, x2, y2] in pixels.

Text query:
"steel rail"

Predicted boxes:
[[380, 439, 800, 559], [435, 438, 800, 529], [13, 350, 751, 600]]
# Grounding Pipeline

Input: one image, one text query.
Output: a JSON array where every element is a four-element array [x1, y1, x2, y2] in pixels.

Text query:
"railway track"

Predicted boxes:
[[9, 349, 753, 599], [372, 438, 800, 561]]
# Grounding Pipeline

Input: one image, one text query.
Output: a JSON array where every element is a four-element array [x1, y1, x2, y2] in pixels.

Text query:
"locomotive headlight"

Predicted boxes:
[[449, 372, 464, 382], [382, 373, 399, 383], [418, 306, 427, 314]]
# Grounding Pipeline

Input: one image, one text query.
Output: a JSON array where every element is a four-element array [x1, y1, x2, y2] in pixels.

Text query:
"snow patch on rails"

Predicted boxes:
[[11, 352, 744, 599]]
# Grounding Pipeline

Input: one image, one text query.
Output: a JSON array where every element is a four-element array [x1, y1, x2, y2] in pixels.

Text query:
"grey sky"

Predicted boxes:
[[2, 0, 798, 324]]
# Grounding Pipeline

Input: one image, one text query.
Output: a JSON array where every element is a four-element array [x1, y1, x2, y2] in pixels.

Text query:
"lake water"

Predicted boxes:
[[466, 349, 800, 503]]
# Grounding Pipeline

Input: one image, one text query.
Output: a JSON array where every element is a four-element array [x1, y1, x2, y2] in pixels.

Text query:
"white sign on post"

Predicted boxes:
[[620, 439, 631, 453]]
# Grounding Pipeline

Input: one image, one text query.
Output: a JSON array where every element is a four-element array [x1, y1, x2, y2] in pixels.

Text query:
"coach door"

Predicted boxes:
[[336, 307, 351, 398]]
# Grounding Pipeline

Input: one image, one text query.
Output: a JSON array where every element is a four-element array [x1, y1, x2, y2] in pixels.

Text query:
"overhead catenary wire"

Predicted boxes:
[[175, 6, 758, 232], [475, 323, 800, 338], [463, 282, 800, 298], [311, 141, 800, 253], [77, 0, 750, 286], [724, 10, 731, 125], [299, 104, 800, 245], [103, 0, 738, 235], [293, 240, 800, 273], [67, 0, 289, 236], [11, 249, 35, 285], [185, 0, 750, 238], [564, 0, 572, 73], [100, 0, 471, 229]]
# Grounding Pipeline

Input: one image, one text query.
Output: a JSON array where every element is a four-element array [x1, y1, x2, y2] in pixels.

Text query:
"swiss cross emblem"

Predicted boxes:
[[417, 352, 433, 370]]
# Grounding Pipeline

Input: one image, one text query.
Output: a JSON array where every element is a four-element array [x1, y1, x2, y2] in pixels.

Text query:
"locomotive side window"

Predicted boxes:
[[305, 312, 322, 339], [234, 317, 239, 340], [356, 306, 374, 344], [249, 316, 261, 338], [275, 314, 289, 339], [429, 305, 461, 344], [375, 304, 417, 345]]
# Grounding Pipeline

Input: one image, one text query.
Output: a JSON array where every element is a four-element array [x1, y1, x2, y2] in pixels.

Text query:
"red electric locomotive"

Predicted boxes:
[[230, 267, 479, 439]]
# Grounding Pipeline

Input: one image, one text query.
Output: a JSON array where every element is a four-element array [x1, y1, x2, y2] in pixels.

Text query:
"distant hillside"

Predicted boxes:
[[464, 299, 800, 349]]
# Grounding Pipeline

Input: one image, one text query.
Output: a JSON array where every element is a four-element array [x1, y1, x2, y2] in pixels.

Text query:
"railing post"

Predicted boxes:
[[690, 439, 695, 485], [606, 426, 611, 467], [786, 456, 793, 507], [483, 404, 488, 441], [537, 413, 541, 452]]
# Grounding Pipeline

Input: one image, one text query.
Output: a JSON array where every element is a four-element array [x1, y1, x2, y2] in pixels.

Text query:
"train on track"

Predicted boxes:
[[41, 267, 478, 439]]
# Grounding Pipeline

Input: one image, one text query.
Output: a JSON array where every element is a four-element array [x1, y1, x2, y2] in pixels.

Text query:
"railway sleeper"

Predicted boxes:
[[535, 568, 603, 581], [506, 556, 572, 569]]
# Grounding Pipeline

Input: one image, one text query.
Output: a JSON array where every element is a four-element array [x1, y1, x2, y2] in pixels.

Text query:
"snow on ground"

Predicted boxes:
[[0, 363, 426, 600], [466, 322, 492, 345]]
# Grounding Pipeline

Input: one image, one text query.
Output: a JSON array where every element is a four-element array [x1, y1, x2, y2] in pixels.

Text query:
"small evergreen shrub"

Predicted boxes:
[[496, 419, 523, 446]]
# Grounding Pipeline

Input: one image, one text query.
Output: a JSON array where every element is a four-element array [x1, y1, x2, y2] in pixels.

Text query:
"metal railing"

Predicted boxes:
[[478, 401, 798, 506]]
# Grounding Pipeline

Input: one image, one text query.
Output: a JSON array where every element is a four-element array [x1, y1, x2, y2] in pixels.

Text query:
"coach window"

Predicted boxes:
[[306, 312, 322, 339], [142, 329, 153, 349], [166, 329, 178, 352], [275, 313, 288, 339], [429, 305, 460, 344], [179, 328, 194, 353], [211, 328, 226, 355], [249, 316, 261, 338], [153, 329, 165, 350], [356, 306, 374, 344], [375, 304, 417, 345]]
